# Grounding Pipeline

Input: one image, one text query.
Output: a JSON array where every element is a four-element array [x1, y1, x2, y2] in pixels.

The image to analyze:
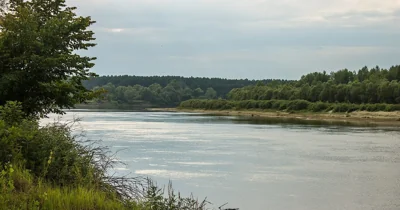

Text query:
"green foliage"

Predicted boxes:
[[0, 164, 15, 194], [180, 99, 400, 113], [227, 65, 400, 105], [0, 101, 27, 126], [0, 0, 99, 116], [136, 180, 208, 210], [204, 87, 217, 99], [286, 100, 310, 111], [93, 81, 222, 107], [83, 75, 292, 98], [85, 65, 400, 108], [309, 102, 329, 112], [90, 78, 294, 108], [0, 101, 209, 209], [0, 101, 104, 187], [0, 166, 130, 210]]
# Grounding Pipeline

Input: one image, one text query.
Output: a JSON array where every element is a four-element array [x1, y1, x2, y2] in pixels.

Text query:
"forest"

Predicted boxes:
[[83, 75, 289, 96], [90, 65, 400, 109], [227, 65, 400, 104], [180, 65, 400, 113], [86, 76, 291, 107]]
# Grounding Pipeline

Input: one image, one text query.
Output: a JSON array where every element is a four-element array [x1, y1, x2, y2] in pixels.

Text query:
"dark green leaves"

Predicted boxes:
[[0, 0, 98, 116]]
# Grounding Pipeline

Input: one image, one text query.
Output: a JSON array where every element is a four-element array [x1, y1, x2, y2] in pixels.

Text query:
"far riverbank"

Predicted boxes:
[[148, 108, 400, 127]]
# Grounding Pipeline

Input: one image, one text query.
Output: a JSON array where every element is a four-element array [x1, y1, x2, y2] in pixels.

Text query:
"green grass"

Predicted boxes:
[[1, 184, 131, 210], [0, 102, 209, 210], [0, 163, 131, 210]]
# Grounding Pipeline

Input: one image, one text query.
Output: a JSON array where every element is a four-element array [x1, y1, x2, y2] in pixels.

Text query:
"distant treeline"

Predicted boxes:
[[83, 75, 291, 98], [92, 80, 221, 107], [228, 65, 400, 104], [180, 99, 400, 113], [87, 65, 400, 108]]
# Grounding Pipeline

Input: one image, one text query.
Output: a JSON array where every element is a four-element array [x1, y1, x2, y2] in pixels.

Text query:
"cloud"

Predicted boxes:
[[66, 0, 400, 79], [106, 28, 125, 33], [70, 0, 400, 28]]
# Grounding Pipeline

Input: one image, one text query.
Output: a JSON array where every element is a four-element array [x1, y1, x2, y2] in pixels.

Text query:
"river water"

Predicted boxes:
[[42, 111, 400, 210]]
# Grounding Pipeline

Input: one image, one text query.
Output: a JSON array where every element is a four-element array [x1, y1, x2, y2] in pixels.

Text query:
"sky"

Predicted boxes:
[[68, 0, 400, 80]]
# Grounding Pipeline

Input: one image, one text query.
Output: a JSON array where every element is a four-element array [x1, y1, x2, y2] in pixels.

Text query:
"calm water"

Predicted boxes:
[[42, 111, 400, 210]]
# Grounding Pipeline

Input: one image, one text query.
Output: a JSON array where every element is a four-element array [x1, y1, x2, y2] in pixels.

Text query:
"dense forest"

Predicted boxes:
[[180, 65, 400, 113], [86, 76, 291, 107], [83, 75, 289, 96], [228, 65, 400, 104], [90, 65, 400, 108]]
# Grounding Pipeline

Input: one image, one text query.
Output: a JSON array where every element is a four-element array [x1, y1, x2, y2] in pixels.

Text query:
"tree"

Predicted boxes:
[[148, 83, 162, 94], [0, 0, 98, 116], [332, 69, 354, 84], [192, 88, 204, 98], [123, 87, 138, 103], [114, 86, 128, 102], [205, 88, 217, 99]]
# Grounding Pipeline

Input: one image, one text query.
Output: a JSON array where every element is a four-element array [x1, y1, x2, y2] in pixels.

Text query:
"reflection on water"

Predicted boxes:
[[42, 111, 400, 210]]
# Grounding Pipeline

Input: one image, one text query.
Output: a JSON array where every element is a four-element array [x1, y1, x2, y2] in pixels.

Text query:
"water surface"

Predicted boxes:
[[42, 111, 400, 210]]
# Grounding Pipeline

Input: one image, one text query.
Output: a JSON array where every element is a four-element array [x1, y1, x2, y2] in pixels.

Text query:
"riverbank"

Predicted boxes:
[[74, 101, 157, 110], [149, 108, 400, 126]]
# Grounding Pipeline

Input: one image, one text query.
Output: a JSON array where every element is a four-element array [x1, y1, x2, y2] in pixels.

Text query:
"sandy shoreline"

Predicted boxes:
[[148, 108, 400, 127]]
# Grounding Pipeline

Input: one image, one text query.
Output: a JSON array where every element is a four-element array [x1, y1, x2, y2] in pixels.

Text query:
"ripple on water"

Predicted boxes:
[[134, 169, 220, 179]]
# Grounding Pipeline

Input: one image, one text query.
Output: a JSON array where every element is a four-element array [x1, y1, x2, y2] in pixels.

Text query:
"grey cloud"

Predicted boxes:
[[68, 0, 400, 79]]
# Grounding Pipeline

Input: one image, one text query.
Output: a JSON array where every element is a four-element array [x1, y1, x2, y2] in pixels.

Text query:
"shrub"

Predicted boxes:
[[271, 100, 281, 109], [310, 102, 329, 112], [332, 103, 355, 113], [359, 104, 367, 111], [287, 100, 310, 111], [278, 101, 288, 110], [260, 101, 273, 109], [365, 104, 377, 112]]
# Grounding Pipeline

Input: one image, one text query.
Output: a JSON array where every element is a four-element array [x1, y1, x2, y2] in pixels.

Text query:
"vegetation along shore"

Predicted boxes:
[[151, 106, 400, 127], [176, 99, 400, 126]]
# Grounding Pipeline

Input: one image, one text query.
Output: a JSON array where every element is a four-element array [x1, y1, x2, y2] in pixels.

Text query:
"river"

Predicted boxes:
[[42, 110, 400, 210]]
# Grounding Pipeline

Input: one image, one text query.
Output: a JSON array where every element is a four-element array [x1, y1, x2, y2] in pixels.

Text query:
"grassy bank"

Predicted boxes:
[[163, 108, 400, 126], [1, 168, 132, 210], [180, 99, 400, 113], [153, 99, 400, 126], [0, 102, 209, 210]]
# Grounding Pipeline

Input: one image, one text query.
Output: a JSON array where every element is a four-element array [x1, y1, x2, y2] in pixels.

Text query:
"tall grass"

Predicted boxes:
[[0, 101, 210, 210]]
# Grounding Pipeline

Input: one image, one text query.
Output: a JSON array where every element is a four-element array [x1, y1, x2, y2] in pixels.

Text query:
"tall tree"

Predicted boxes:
[[0, 0, 98, 116]]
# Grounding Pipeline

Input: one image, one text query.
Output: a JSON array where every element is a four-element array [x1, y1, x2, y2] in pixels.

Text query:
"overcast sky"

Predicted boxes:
[[68, 0, 400, 80]]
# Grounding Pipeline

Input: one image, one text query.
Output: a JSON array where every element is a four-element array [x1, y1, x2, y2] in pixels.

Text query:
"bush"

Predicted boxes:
[[310, 102, 329, 112], [365, 104, 377, 112], [287, 100, 310, 111], [278, 101, 288, 110], [359, 104, 367, 111], [0, 102, 209, 210], [259, 101, 272, 109], [271, 100, 281, 109]]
